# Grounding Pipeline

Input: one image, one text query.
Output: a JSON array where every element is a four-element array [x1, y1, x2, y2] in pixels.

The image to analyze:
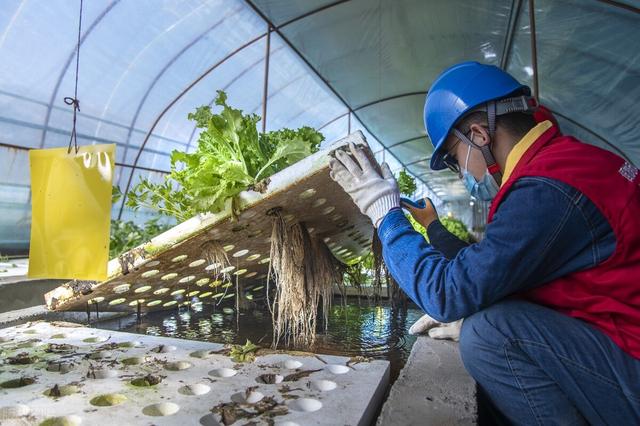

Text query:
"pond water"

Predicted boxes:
[[97, 297, 424, 383]]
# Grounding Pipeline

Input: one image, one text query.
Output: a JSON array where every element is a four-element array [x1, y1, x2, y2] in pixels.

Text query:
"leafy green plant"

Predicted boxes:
[[406, 214, 472, 244], [229, 340, 259, 363], [397, 169, 417, 196], [126, 91, 324, 222], [441, 216, 472, 243], [109, 218, 172, 258]]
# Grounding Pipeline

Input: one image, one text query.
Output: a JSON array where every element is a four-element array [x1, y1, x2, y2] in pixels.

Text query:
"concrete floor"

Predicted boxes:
[[378, 336, 477, 426]]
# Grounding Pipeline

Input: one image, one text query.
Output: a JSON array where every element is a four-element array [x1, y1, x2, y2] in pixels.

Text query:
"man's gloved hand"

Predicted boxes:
[[401, 197, 439, 229], [409, 313, 463, 342], [329, 143, 400, 228]]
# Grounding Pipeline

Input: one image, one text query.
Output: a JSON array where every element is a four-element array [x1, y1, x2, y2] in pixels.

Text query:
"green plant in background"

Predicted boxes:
[[109, 218, 173, 258], [397, 169, 417, 196], [440, 216, 472, 243], [126, 90, 324, 222], [406, 214, 472, 244]]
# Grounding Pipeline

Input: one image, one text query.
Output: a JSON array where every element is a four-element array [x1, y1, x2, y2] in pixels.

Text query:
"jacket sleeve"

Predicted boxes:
[[377, 177, 607, 322], [426, 220, 470, 260]]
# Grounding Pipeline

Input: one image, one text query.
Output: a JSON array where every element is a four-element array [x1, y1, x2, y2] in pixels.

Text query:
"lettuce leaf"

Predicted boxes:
[[126, 90, 323, 221]]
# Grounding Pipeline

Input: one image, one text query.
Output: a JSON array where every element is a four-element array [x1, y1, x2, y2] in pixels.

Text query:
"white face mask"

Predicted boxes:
[[461, 145, 500, 201]]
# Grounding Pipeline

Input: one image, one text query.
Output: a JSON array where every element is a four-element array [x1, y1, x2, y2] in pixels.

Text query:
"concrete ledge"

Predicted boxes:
[[377, 336, 477, 425]]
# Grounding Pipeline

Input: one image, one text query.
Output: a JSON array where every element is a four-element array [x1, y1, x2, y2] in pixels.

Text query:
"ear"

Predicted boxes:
[[468, 123, 491, 147]]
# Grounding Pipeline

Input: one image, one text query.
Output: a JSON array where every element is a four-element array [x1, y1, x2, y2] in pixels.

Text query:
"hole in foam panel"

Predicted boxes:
[[179, 383, 211, 396], [189, 259, 206, 267], [187, 290, 200, 297], [223, 244, 235, 252], [199, 291, 213, 298], [153, 288, 169, 295], [39, 415, 82, 426], [163, 301, 177, 307], [143, 402, 180, 417], [220, 266, 235, 273], [87, 369, 117, 379], [171, 289, 185, 296], [245, 272, 257, 278], [196, 278, 210, 286], [109, 298, 126, 306], [321, 206, 336, 215], [299, 188, 317, 199], [331, 214, 343, 222], [209, 368, 237, 378], [165, 361, 193, 371], [89, 393, 127, 407], [234, 269, 247, 276], [83, 336, 108, 343], [128, 299, 145, 307], [310, 379, 337, 392], [246, 254, 261, 261], [43, 385, 79, 397], [171, 254, 188, 262], [161, 272, 178, 280], [259, 257, 270, 265], [205, 263, 221, 271], [112, 284, 130, 294], [179, 275, 195, 283], [146, 300, 162, 307], [325, 364, 350, 374], [312, 198, 327, 207], [88, 297, 104, 304], [0, 378, 35, 388], [280, 360, 303, 369], [288, 398, 323, 412], [232, 249, 249, 258], [141, 269, 159, 278], [231, 390, 264, 404], [134, 285, 152, 294], [145, 260, 160, 268]]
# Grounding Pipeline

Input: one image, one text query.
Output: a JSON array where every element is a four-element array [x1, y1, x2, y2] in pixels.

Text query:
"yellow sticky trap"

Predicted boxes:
[[28, 144, 115, 281]]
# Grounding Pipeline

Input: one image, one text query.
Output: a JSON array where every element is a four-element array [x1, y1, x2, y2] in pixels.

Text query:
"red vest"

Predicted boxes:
[[488, 125, 640, 359]]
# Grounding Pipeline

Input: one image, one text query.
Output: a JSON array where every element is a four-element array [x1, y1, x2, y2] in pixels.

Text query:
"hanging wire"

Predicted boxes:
[[65, 0, 84, 154]]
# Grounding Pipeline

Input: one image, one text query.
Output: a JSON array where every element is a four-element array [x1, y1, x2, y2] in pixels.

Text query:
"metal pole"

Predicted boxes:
[[261, 25, 271, 133], [528, 0, 540, 100]]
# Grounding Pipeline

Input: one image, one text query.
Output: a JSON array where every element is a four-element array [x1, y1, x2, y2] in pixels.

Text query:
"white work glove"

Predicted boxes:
[[409, 313, 463, 342], [329, 143, 400, 228]]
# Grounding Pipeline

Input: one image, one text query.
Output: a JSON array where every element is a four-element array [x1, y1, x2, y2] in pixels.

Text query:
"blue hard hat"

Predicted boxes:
[[424, 61, 530, 170]]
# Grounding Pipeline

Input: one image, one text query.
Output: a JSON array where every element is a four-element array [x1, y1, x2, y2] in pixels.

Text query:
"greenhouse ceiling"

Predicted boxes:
[[0, 0, 638, 253]]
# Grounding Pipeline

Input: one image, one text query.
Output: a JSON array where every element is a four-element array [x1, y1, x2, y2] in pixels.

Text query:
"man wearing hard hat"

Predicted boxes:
[[330, 62, 640, 424]]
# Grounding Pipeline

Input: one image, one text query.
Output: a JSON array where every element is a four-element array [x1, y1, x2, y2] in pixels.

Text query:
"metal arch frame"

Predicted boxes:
[[117, 32, 268, 219], [242, 0, 430, 193], [500, 0, 523, 70], [39, 0, 121, 148], [116, 0, 639, 218], [183, 45, 287, 153], [118, 1, 360, 218], [117, 6, 242, 184]]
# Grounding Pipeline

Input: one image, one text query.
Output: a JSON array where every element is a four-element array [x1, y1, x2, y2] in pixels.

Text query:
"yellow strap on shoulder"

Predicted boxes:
[[28, 144, 115, 281]]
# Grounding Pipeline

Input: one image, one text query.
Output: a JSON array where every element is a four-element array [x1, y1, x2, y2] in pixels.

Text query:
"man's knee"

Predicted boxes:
[[459, 301, 524, 376]]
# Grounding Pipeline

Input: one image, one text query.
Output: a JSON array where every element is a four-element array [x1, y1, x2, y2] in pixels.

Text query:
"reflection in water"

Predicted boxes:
[[99, 298, 424, 382]]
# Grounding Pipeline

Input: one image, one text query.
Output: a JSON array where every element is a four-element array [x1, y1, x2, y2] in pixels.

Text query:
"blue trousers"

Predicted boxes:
[[459, 300, 640, 425]]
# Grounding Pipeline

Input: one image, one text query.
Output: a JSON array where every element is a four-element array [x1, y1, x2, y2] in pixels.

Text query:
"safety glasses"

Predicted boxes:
[[441, 139, 461, 174]]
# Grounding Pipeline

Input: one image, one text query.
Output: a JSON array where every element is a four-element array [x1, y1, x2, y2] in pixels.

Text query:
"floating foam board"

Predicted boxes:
[[0, 321, 390, 426], [45, 132, 374, 313]]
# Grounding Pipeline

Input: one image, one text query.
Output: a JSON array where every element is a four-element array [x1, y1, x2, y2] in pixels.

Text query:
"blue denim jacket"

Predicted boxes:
[[378, 177, 616, 322]]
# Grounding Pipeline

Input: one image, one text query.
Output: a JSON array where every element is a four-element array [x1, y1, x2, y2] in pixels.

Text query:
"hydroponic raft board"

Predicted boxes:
[[45, 132, 374, 313], [0, 321, 390, 425]]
